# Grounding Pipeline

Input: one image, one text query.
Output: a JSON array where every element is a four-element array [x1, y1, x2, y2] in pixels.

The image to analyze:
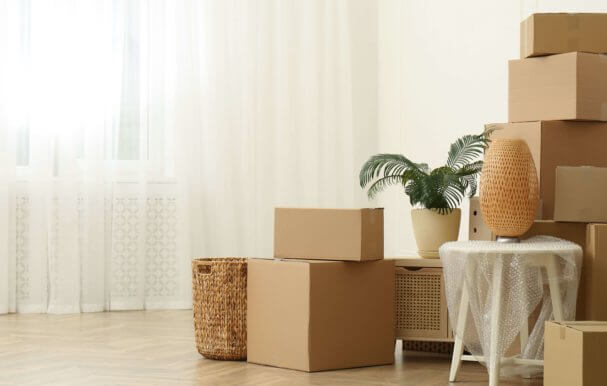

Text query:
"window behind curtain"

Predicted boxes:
[[13, 0, 154, 166]]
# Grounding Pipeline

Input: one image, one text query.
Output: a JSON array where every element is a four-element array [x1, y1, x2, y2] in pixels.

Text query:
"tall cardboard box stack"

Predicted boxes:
[[487, 13, 607, 323], [247, 208, 395, 372]]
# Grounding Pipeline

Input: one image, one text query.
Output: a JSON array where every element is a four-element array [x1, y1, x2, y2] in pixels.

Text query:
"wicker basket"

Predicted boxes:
[[192, 258, 247, 360]]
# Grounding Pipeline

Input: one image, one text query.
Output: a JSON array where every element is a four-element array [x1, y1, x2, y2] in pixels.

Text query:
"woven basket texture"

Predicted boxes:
[[192, 258, 247, 360], [480, 138, 539, 237]]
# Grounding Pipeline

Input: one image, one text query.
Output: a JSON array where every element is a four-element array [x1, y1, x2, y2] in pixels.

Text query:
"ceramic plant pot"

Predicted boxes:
[[411, 208, 461, 258]]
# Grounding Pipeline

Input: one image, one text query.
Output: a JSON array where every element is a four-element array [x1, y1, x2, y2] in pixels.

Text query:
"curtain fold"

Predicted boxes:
[[0, 0, 376, 314]]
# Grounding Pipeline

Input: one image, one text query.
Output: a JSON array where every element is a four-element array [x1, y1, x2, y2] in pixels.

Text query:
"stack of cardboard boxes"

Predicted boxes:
[[481, 13, 607, 384], [246, 208, 395, 372], [481, 13, 607, 322]]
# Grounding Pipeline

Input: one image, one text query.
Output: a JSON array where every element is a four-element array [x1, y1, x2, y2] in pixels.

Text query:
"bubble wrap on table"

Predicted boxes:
[[440, 236, 582, 376]]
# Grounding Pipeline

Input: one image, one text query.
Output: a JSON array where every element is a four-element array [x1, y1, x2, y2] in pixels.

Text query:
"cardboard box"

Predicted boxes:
[[490, 121, 607, 219], [583, 224, 607, 321], [545, 321, 607, 386], [522, 220, 587, 319], [521, 13, 607, 58], [247, 258, 395, 372], [508, 52, 607, 122], [468, 197, 492, 241], [554, 166, 607, 222], [274, 208, 383, 261]]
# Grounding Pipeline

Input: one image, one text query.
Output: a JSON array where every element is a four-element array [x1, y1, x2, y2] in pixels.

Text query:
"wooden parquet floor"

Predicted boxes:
[[0, 310, 542, 385]]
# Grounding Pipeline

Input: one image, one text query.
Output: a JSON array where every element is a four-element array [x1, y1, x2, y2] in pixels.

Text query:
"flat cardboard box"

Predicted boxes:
[[583, 224, 607, 321], [522, 221, 587, 319], [554, 166, 607, 222], [508, 52, 607, 122], [490, 121, 607, 219], [521, 13, 607, 58], [274, 208, 383, 261], [545, 321, 607, 386], [247, 258, 395, 372]]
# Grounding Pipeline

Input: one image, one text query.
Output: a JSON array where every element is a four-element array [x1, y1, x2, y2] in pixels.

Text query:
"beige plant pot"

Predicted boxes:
[[411, 208, 461, 258]]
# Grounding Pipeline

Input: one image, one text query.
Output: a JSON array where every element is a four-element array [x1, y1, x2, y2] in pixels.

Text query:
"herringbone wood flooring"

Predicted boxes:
[[0, 311, 541, 385]]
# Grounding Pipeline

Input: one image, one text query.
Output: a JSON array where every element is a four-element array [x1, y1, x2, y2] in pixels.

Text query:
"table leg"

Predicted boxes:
[[546, 256, 564, 321], [449, 272, 470, 382], [519, 267, 530, 379], [489, 257, 504, 386]]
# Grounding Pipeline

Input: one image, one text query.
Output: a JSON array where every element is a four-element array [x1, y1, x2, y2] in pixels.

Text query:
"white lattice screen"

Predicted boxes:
[[13, 182, 191, 313]]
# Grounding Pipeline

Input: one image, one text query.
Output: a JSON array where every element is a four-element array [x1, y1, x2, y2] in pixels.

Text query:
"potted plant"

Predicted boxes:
[[359, 128, 493, 258]]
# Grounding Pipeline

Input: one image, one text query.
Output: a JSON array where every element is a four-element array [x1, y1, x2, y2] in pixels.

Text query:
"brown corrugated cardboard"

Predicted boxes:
[[554, 166, 607, 222], [522, 221, 587, 318], [583, 224, 607, 321], [490, 121, 607, 219], [247, 258, 395, 372], [521, 13, 607, 58], [508, 52, 607, 122], [274, 208, 383, 261], [545, 321, 607, 386]]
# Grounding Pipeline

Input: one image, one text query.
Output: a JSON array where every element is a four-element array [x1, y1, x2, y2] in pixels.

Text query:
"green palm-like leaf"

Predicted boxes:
[[446, 135, 485, 169], [359, 128, 493, 214], [359, 154, 428, 189], [366, 175, 405, 200]]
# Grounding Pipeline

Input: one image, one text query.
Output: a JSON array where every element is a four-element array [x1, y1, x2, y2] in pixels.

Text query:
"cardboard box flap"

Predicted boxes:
[[551, 321, 607, 333], [274, 258, 338, 265]]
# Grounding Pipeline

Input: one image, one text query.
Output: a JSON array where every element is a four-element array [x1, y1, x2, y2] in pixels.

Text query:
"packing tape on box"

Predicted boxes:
[[567, 14, 581, 51]]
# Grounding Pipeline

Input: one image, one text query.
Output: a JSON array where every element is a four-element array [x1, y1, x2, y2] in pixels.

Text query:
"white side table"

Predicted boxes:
[[440, 237, 582, 386]]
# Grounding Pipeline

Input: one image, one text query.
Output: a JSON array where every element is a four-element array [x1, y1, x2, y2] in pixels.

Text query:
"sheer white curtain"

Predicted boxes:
[[179, 0, 375, 257], [0, 0, 376, 314], [0, 0, 192, 314]]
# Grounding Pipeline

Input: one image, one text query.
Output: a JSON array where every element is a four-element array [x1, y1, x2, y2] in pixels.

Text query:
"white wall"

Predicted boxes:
[[376, 0, 607, 256]]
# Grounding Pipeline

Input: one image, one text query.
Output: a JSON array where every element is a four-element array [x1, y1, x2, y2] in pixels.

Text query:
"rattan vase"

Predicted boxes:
[[479, 139, 539, 238], [192, 258, 247, 361]]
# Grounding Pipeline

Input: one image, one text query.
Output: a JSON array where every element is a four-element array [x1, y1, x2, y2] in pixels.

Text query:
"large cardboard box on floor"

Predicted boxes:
[[509, 52, 607, 122], [554, 166, 607, 222], [521, 13, 607, 58], [247, 258, 395, 372], [274, 208, 383, 261], [490, 121, 607, 219], [545, 321, 607, 386]]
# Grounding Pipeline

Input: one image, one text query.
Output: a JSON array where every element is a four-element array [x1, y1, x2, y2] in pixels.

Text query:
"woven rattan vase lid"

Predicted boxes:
[[479, 138, 539, 238]]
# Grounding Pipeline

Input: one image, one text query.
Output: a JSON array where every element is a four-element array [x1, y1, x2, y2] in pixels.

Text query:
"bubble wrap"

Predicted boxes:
[[440, 236, 582, 377]]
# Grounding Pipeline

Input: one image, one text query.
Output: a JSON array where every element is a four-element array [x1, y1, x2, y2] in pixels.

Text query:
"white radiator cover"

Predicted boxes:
[[13, 181, 192, 313]]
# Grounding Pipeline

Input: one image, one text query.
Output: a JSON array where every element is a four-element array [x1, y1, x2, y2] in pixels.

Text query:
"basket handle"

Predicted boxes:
[[194, 262, 212, 287], [197, 264, 211, 275]]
